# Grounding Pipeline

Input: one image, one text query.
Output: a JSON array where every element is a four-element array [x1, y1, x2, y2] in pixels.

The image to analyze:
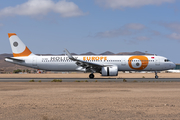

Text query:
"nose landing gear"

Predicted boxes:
[[155, 71, 159, 79], [89, 73, 94, 79]]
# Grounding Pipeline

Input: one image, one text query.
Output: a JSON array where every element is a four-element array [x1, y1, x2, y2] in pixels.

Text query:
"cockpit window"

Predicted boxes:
[[164, 59, 170, 62]]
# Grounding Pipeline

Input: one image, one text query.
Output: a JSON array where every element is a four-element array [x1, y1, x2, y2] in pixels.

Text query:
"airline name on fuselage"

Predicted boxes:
[[42, 57, 78, 61], [42, 56, 108, 61], [83, 56, 107, 61]]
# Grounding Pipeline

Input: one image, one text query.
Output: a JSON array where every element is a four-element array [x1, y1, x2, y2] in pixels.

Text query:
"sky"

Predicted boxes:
[[0, 0, 180, 63]]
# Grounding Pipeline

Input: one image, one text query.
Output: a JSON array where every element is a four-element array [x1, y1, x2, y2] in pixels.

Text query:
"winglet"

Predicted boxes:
[[64, 49, 76, 60]]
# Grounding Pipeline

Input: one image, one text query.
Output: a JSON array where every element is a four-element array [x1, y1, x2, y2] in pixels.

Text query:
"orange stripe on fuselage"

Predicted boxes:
[[13, 46, 32, 57], [8, 33, 17, 38], [128, 56, 149, 70]]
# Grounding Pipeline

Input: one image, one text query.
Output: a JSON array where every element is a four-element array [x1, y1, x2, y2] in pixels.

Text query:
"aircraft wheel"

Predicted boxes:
[[155, 71, 158, 79], [155, 75, 158, 79], [89, 74, 94, 79]]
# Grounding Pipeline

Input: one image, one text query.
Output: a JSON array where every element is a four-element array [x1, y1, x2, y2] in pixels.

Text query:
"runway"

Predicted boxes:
[[0, 78, 180, 82]]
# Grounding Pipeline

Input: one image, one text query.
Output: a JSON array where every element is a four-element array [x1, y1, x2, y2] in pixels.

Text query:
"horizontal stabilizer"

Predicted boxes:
[[5, 57, 25, 62]]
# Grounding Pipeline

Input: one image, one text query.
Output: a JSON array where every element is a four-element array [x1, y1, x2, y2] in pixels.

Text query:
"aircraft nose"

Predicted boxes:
[[172, 63, 176, 69], [169, 62, 176, 69]]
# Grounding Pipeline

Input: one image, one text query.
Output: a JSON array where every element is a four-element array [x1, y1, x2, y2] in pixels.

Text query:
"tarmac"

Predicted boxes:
[[0, 78, 180, 82]]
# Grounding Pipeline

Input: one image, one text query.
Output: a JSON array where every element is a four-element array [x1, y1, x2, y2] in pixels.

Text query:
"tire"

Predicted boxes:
[[155, 75, 158, 79], [89, 74, 94, 79]]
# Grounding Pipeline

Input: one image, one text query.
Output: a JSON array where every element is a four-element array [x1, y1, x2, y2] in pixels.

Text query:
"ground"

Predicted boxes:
[[0, 72, 180, 78], [0, 82, 180, 120]]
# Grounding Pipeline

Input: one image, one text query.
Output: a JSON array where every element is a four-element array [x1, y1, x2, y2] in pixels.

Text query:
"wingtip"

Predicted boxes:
[[8, 33, 17, 38]]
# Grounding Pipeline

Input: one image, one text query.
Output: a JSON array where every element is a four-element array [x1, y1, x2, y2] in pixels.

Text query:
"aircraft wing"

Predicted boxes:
[[64, 49, 110, 73]]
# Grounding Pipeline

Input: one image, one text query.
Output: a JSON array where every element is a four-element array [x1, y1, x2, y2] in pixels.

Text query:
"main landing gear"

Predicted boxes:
[[89, 73, 94, 79], [155, 71, 159, 79]]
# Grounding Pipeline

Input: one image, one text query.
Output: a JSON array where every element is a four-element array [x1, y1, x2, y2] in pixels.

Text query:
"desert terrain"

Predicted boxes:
[[0, 82, 180, 120]]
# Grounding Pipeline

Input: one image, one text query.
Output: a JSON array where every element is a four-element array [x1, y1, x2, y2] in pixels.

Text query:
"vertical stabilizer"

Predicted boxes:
[[8, 33, 35, 57]]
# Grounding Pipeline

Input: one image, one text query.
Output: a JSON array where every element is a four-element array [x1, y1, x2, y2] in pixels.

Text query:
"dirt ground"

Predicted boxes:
[[0, 72, 180, 78], [0, 82, 180, 120]]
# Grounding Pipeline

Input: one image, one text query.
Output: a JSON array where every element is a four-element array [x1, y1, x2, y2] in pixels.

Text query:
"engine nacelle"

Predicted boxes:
[[101, 66, 118, 76]]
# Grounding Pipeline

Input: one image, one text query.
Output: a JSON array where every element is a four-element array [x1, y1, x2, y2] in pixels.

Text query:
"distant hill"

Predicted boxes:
[[0, 54, 35, 72], [117, 51, 152, 55], [0, 51, 153, 72], [34, 51, 152, 56], [100, 51, 115, 55], [0, 54, 13, 59], [80, 52, 96, 55]]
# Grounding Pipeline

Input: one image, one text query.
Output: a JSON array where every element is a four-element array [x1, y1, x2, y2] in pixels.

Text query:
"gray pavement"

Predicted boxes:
[[0, 78, 180, 82]]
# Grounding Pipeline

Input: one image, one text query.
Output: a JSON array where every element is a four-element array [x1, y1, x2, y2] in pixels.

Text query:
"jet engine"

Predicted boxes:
[[101, 66, 118, 76]]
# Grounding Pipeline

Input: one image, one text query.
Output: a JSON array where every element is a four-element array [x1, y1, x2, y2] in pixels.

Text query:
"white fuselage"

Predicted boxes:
[[5, 55, 176, 72], [6, 33, 176, 79]]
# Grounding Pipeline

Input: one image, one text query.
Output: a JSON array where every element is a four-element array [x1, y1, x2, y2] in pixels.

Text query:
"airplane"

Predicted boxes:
[[5, 33, 176, 79]]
